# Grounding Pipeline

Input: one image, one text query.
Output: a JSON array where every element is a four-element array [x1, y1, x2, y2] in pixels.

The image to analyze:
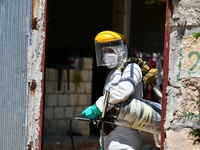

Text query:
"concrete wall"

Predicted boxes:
[[165, 0, 200, 149], [44, 58, 93, 135], [112, 0, 132, 46]]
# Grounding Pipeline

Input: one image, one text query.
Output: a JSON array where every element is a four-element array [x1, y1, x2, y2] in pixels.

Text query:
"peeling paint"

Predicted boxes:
[[27, 0, 47, 149]]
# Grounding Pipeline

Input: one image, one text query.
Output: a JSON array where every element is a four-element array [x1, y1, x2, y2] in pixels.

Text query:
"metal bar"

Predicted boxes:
[[151, 83, 162, 102], [161, 0, 172, 149], [71, 117, 115, 126], [101, 91, 110, 119]]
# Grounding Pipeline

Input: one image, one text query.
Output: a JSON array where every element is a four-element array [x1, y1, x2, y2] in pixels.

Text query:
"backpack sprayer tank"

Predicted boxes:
[[71, 94, 161, 135], [114, 98, 161, 134]]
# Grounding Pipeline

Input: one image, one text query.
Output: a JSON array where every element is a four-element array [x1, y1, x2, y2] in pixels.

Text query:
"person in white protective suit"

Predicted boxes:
[[82, 30, 159, 150]]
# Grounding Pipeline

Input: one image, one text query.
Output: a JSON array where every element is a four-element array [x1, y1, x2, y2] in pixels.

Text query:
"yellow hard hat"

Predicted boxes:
[[94, 30, 126, 44]]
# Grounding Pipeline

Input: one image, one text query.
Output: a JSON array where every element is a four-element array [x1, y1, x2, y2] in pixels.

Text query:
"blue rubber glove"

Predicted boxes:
[[82, 104, 102, 119]]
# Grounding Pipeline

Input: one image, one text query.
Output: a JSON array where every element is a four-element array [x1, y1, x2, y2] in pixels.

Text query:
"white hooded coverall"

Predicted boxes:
[[96, 62, 143, 150]]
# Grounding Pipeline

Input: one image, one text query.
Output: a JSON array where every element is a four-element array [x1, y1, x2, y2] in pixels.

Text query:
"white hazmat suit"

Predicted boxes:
[[82, 31, 145, 150], [96, 55, 143, 150], [94, 38, 143, 149]]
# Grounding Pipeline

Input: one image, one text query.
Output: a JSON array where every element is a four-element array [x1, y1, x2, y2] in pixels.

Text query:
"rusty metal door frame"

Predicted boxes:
[[36, 0, 47, 149], [161, 0, 172, 149], [37, 0, 47, 149]]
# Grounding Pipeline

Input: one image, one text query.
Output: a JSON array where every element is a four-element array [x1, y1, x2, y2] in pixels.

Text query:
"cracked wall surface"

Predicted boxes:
[[165, 0, 200, 149]]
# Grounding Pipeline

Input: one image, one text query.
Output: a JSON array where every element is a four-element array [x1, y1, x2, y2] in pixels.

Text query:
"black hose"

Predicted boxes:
[[70, 117, 95, 150]]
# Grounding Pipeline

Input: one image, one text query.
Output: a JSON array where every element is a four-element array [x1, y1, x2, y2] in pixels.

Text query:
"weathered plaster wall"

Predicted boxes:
[[27, 0, 46, 149], [165, 0, 200, 149]]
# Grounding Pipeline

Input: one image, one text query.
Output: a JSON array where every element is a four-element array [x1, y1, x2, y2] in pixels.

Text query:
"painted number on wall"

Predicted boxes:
[[188, 51, 200, 71], [177, 50, 200, 81]]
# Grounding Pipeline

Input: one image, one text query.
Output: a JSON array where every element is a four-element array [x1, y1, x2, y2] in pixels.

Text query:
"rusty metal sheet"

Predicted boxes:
[[0, 0, 47, 150]]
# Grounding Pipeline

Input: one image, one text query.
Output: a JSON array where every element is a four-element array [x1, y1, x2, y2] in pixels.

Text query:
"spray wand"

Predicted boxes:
[[70, 91, 110, 150]]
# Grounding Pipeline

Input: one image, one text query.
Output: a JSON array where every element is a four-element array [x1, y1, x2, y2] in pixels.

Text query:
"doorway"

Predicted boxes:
[[43, 0, 166, 148], [44, 0, 113, 138]]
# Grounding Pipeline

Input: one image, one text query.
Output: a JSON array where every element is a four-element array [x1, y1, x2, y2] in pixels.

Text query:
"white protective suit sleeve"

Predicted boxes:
[[96, 63, 143, 112]]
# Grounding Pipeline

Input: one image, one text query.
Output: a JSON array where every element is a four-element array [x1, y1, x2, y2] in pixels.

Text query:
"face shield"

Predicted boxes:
[[95, 39, 127, 68]]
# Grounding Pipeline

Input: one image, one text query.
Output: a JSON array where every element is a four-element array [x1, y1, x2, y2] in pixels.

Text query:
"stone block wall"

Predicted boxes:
[[165, 1, 200, 149], [44, 58, 93, 135]]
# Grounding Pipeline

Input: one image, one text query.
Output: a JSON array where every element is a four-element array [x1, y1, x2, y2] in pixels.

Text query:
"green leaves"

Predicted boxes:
[[185, 100, 200, 144], [185, 112, 197, 121], [73, 71, 83, 89], [193, 33, 200, 39], [145, 0, 161, 5], [189, 129, 200, 145]]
